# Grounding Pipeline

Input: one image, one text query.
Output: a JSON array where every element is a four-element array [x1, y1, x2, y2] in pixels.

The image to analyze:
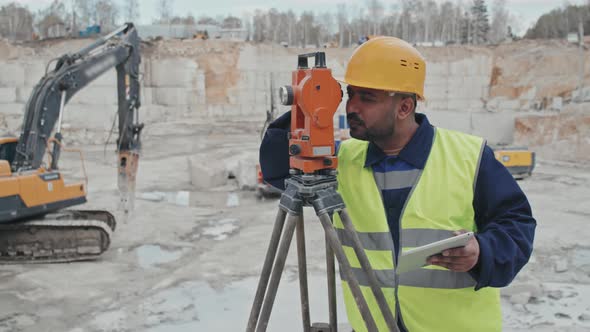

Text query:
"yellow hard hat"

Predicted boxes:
[[344, 36, 426, 100]]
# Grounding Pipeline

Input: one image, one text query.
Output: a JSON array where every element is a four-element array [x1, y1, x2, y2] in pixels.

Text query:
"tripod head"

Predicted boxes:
[[279, 52, 342, 174]]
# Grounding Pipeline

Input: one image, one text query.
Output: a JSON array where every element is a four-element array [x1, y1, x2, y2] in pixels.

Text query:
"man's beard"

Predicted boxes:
[[347, 113, 395, 142]]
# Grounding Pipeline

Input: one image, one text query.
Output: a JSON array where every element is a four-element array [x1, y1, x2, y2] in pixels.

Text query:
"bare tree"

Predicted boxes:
[[268, 8, 280, 42], [156, 0, 173, 24], [366, 0, 384, 35], [197, 16, 218, 25], [285, 10, 296, 45], [75, 0, 96, 27], [489, 0, 509, 43], [439, 1, 455, 43], [0, 3, 34, 41], [337, 3, 348, 47], [300, 11, 315, 47], [222, 16, 242, 29], [252, 9, 265, 42], [170, 14, 194, 25], [123, 0, 139, 23], [37, 0, 70, 39], [421, 0, 439, 43], [316, 12, 334, 46], [95, 0, 118, 32]]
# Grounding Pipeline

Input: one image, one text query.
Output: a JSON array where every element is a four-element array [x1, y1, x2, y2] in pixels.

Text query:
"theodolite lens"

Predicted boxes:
[[279, 86, 294, 106]]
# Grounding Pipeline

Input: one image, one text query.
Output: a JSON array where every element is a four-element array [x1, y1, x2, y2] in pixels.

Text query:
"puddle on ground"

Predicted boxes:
[[226, 192, 240, 207], [139, 275, 349, 332], [135, 245, 184, 269]]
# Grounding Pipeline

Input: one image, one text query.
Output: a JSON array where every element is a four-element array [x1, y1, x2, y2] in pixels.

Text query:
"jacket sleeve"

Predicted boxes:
[[470, 145, 537, 290], [259, 111, 291, 191]]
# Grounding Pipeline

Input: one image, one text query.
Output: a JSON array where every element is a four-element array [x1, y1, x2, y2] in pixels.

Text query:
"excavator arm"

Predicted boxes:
[[13, 23, 143, 205]]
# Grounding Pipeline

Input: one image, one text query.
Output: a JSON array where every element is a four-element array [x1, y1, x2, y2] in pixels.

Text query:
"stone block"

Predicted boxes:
[[237, 160, 257, 189], [469, 99, 485, 111], [61, 104, 117, 130], [424, 84, 448, 100], [551, 97, 563, 111], [194, 93, 207, 106], [16, 86, 34, 103], [148, 58, 198, 87], [422, 109, 472, 133], [5, 114, 22, 132], [238, 104, 257, 116], [423, 99, 447, 111], [448, 83, 483, 100], [89, 68, 117, 87], [496, 99, 522, 111], [425, 75, 449, 86], [0, 103, 25, 116], [0, 88, 17, 103], [152, 87, 189, 106], [139, 105, 164, 123], [446, 99, 471, 112], [427, 63, 449, 76], [471, 111, 516, 144], [195, 70, 206, 91], [188, 155, 228, 190], [0, 63, 25, 87], [23, 61, 46, 87], [463, 76, 490, 91], [206, 104, 224, 117], [141, 87, 154, 105], [0, 113, 22, 133], [69, 87, 117, 105], [449, 59, 478, 76]]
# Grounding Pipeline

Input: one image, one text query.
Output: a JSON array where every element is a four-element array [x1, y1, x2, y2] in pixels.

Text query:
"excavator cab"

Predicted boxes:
[[0, 137, 17, 166]]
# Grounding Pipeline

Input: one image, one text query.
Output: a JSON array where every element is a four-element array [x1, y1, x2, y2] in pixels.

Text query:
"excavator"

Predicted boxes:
[[0, 23, 143, 263]]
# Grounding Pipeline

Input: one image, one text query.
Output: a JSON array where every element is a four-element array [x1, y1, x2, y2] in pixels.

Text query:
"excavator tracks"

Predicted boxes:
[[0, 210, 116, 263]]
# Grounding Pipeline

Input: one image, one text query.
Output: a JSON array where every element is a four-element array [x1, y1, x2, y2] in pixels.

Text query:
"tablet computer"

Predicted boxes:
[[396, 232, 475, 274]]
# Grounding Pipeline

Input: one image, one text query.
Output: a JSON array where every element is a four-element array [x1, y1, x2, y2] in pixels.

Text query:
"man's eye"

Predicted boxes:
[[360, 95, 375, 102]]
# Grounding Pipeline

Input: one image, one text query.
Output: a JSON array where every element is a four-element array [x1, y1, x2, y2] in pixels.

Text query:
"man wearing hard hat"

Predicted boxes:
[[260, 37, 536, 332]]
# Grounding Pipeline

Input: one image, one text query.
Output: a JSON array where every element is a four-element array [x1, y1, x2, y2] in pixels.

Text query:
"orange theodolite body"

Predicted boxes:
[[282, 53, 342, 174]]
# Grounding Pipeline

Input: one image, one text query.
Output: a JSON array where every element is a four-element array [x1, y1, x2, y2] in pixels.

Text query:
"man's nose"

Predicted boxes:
[[346, 98, 359, 114]]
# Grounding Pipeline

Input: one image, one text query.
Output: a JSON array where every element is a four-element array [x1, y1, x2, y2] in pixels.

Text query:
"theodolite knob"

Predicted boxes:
[[289, 144, 301, 155]]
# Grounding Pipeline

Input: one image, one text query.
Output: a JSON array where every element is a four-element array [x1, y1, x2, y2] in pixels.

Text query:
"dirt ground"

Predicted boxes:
[[0, 118, 589, 332]]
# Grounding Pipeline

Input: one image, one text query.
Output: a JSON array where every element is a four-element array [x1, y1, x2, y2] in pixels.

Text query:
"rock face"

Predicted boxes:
[[515, 108, 590, 162], [0, 38, 588, 162]]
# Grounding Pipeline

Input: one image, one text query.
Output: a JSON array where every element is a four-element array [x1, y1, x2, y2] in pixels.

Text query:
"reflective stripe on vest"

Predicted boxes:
[[334, 127, 501, 332]]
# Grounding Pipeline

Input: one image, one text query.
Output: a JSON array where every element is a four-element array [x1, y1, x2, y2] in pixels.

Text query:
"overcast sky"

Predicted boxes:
[[2, 0, 587, 36]]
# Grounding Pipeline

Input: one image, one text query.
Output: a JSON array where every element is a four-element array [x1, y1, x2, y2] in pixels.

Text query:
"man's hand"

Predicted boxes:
[[427, 230, 480, 272]]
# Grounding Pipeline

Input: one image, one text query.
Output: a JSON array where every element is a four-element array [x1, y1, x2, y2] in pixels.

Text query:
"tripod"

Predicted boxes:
[[246, 173, 400, 332]]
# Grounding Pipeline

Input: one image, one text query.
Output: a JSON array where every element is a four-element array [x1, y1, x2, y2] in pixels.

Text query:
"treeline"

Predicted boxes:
[[247, 0, 513, 47], [525, 3, 590, 39], [0, 0, 585, 44]]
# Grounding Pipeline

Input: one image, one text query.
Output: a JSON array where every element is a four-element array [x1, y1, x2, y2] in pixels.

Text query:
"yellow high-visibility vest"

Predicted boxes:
[[334, 127, 501, 332]]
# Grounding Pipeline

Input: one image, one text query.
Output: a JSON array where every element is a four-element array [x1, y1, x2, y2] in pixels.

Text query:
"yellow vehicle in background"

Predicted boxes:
[[493, 146, 535, 179]]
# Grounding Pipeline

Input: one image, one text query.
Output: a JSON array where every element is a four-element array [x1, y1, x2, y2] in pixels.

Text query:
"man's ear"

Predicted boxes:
[[397, 96, 415, 120]]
